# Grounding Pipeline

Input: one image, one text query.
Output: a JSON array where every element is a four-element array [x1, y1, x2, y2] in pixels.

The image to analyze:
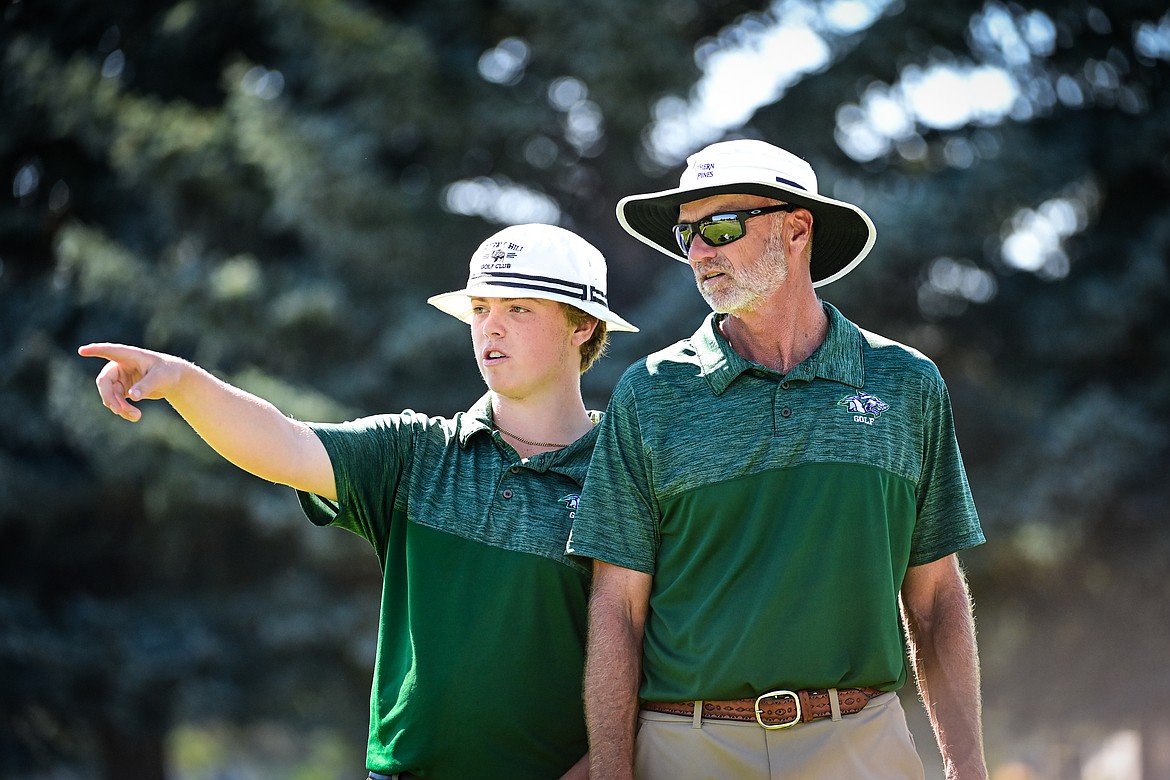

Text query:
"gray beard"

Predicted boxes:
[[699, 231, 789, 314]]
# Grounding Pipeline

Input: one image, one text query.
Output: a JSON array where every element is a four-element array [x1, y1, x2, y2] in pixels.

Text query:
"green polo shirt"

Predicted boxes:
[[297, 394, 593, 779], [568, 303, 984, 702]]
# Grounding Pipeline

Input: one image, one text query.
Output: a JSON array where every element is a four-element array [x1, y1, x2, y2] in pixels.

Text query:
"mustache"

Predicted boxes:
[[692, 260, 731, 278]]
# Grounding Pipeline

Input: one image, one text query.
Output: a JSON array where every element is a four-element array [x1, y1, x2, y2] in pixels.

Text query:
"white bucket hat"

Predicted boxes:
[[428, 223, 638, 332], [617, 139, 877, 287]]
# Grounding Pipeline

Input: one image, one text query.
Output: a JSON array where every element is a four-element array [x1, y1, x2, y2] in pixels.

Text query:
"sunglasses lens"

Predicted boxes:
[[673, 212, 753, 253], [700, 215, 745, 246]]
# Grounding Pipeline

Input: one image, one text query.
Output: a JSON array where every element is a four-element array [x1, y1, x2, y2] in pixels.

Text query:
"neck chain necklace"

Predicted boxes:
[[494, 422, 571, 449]]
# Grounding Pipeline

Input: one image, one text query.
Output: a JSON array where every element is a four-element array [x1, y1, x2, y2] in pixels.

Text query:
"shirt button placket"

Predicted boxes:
[[777, 379, 794, 427], [501, 464, 520, 501]]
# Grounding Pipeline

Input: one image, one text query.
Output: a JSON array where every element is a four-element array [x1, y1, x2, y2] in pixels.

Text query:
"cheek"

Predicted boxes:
[[531, 324, 574, 361], [470, 328, 485, 352]]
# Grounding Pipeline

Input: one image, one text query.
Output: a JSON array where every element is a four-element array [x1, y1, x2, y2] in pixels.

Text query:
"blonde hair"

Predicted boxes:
[[562, 304, 609, 373]]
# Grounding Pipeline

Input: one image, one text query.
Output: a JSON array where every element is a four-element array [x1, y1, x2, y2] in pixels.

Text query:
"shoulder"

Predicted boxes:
[[312, 408, 452, 431], [309, 409, 464, 450], [609, 340, 705, 415], [859, 327, 946, 386], [618, 331, 708, 385]]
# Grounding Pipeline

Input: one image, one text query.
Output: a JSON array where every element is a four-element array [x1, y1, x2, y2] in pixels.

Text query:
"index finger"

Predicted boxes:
[[78, 342, 139, 361]]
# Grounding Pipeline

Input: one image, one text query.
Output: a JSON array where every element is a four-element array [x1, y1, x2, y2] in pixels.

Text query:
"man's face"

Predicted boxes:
[[677, 195, 791, 315]]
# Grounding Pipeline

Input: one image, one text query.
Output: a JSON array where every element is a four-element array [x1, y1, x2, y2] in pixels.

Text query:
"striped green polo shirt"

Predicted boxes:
[[297, 394, 594, 779], [568, 303, 984, 702]]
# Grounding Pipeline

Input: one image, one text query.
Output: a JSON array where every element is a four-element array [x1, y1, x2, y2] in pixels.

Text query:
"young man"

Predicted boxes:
[[80, 223, 637, 780], [568, 140, 988, 779]]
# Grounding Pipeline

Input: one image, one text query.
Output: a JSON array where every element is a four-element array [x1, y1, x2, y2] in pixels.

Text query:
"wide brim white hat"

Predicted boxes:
[[428, 223, 638, 332], [617, 139, 877, 287]]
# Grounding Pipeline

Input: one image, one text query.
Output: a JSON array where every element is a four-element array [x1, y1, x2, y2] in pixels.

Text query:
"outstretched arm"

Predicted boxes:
[[584, 560, 652, 780], [901, 553, 988, 780], [78, 342, 336, 499]]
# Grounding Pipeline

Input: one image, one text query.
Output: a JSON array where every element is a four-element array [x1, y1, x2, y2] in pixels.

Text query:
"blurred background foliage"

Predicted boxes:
[[2, 0, 1169, 777]]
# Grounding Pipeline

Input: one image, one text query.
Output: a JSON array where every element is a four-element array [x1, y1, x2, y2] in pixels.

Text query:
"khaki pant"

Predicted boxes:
[[634, 692, 925, 780]]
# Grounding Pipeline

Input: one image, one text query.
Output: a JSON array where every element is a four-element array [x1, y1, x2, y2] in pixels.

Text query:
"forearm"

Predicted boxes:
[[904, 563, 988, 779], [166, 362, 333, 496], [584, 582, 645, 779]]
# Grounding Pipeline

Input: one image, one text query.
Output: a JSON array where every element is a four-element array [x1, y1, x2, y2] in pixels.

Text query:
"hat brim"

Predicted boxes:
[[617, 181, 876, 288], [427, 284, 639, 333]]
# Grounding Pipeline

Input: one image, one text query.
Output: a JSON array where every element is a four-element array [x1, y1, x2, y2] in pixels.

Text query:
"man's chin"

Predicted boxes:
[[701, 292, 759, 316]]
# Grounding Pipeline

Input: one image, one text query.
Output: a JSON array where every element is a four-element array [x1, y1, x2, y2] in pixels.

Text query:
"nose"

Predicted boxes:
[[480, 307, 504, 337], [686, 233, 718, 265]]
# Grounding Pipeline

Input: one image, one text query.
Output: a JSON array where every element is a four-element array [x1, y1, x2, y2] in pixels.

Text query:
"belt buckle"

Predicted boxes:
[[754, 689, 801, 729]]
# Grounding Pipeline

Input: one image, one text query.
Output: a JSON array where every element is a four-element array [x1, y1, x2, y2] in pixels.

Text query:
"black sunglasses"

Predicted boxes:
[[673, 204, 796, 254]]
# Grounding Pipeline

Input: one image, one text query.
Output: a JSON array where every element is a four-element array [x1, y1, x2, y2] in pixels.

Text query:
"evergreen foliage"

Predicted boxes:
[[2, 0, 1168, 775]]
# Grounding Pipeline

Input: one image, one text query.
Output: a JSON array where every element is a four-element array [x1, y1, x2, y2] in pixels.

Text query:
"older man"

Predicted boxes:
[[569, 140, 987, 779]]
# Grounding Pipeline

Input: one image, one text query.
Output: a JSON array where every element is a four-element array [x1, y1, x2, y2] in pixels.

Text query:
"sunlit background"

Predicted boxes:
[[3, 0, 1170, 777]]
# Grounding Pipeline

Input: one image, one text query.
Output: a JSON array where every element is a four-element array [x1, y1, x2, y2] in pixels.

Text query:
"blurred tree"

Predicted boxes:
[[0, 0, 704, 775], [739, 0, 1170, 766], [1, 0, 1168, 776]]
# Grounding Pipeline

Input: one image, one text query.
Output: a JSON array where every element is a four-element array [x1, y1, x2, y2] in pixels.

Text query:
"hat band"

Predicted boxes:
[[774, 175, 807, 191], [474, 270, 609, 307]]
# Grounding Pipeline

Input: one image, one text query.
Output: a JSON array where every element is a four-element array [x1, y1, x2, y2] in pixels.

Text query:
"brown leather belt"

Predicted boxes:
[[641, 687, 883, 729]]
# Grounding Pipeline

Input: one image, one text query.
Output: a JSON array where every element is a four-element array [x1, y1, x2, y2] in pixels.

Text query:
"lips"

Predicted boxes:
[[697, 266, 728, 284], [483, 347, 507, 365], [694, 261, 728, 282]]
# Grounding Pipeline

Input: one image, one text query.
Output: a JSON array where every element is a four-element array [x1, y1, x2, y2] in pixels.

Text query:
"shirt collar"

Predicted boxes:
[[459, 392, 496, 447], [693, 301, 866, 395], [458, 392, 601, 476]]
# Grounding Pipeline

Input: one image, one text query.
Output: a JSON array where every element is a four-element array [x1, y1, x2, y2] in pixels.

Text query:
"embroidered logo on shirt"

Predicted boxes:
[[838, 392, 889, 425], [560, 493, 581, 520]]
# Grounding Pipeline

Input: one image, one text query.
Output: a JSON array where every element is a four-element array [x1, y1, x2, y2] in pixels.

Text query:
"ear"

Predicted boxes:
[[570, 317, 599, 347], [788, 208, 813, 250]]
